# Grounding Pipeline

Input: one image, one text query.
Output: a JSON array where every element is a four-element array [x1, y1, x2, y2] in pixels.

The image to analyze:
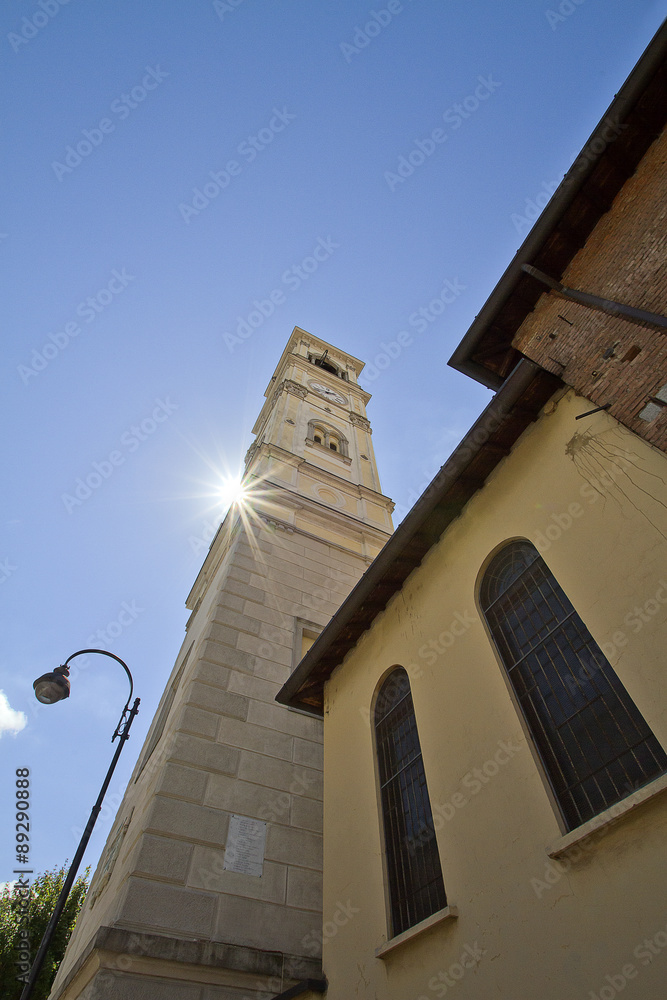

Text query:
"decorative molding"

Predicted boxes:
[[260, 513, 295, 533], [305, 419, 352, 462], [305, 438, 353, 465], [312, 484, 346, 508], [349, 412, 371, 431], [49, 925, 324, 1000], [283, 379, 308, 399], [255, 507, 385, 556]]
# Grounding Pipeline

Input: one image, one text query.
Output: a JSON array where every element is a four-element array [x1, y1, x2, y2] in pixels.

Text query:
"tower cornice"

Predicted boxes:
[[185, 480, 393, 613], [244, 442, 393, 509], [264, 326, 367, 389], [349, 412, 371, 431]]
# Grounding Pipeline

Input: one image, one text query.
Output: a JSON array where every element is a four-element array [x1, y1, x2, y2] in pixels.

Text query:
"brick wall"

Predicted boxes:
[[513, 127, 667, 452]]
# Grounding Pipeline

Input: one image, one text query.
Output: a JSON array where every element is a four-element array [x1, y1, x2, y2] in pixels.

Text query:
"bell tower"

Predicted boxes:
[[50, 329, 393, 1000], [245, 328, 392, 555]]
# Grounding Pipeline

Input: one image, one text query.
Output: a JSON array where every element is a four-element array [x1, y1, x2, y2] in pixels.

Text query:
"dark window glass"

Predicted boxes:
[[480, 541, 667, 830], [375, 668, 447, 936]]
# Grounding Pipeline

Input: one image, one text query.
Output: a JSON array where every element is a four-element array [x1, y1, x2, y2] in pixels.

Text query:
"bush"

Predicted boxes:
[[0, 864, 89, 1000]]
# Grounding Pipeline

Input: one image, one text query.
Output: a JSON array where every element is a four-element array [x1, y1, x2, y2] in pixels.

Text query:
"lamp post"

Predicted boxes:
[[20, 649, 140, 1000]]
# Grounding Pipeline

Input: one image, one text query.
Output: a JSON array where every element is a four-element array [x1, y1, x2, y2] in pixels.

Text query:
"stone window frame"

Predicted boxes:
[[305, 419, 350, 460]]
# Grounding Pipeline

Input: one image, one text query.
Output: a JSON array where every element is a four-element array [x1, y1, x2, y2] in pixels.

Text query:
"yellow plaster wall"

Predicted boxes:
[[321, 390, 667, 1000]]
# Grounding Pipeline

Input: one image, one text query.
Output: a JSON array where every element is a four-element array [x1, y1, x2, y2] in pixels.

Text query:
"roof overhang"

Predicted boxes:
[[448, 19, 667, 389], [277, 22, 667, 714], [277, 360, 561, 713]]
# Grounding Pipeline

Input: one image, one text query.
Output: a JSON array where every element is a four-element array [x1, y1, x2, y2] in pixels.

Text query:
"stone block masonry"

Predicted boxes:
[[50, 521, 374, 1000]]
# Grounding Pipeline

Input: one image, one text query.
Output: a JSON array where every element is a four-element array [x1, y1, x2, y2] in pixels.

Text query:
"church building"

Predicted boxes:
[[51, 20, 667, 1000], [278, 21, 667, 1000]]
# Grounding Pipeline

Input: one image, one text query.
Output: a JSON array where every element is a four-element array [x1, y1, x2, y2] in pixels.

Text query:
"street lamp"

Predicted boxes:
[[20, 649, 140, 1000], [33, 665, 70, 704]]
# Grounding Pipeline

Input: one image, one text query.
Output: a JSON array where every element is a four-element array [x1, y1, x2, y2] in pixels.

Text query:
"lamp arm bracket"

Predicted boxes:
[[64, 648, 134, 704]]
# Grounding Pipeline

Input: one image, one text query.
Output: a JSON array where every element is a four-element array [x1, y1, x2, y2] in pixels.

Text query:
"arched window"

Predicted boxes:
[[308, 352, 347, 380], [306, 420, 349, 457], [374, 668, 447, 936], [480, 541, 667, 830]]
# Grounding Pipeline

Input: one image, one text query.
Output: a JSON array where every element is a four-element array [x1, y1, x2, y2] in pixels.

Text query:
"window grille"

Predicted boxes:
[[375, 668, 447, 936], [480, 541, 667, 830]]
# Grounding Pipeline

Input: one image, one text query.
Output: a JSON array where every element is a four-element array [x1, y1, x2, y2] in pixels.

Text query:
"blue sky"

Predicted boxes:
[[2, 0, 666, 886]]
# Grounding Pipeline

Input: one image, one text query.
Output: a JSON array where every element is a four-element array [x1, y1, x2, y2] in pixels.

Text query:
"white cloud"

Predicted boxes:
[[0, 690, 27, 737]]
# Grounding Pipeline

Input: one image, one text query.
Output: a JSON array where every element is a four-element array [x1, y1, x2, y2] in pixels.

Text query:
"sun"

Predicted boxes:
[[216, 475, 247, 512]]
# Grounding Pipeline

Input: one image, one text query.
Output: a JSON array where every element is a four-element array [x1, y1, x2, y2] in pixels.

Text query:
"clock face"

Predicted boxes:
[[308, 381, 347, 405]]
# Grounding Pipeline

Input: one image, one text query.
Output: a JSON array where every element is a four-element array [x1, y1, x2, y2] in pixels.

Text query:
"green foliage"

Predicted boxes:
[[0, 864, 89, 1000]]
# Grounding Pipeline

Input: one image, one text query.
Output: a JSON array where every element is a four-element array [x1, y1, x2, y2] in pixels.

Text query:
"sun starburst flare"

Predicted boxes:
[[205, 470, 287, 573], [216, 475, 248, 512]]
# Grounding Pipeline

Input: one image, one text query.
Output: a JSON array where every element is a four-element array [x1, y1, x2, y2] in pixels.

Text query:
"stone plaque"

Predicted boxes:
[[223, 814, 267, 877]]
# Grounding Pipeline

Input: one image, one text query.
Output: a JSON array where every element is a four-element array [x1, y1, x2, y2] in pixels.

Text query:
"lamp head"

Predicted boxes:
[[33, 665, 70, 705]]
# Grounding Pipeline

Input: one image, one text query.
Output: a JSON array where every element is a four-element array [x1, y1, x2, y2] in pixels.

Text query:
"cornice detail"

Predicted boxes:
[[259, 513, 295, 533], [305, 439, 353, 465], [282, 379, 308, 399], [244, 441, 259, 468], [349, 412, 371, 431]]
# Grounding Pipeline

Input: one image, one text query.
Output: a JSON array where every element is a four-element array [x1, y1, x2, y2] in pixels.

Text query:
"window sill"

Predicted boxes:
[[304, 439, 352, 465], [375, 905, 458, 959], [547, 771, 667, 859]]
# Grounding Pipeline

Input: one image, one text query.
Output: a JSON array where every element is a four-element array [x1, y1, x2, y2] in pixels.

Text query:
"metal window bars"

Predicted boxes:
[[481, 542, 667, 830], [375, 668, 447, 936]]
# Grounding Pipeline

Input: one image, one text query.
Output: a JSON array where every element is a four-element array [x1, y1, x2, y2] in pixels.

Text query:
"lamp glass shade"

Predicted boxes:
[[33, 670, 70, 704]]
